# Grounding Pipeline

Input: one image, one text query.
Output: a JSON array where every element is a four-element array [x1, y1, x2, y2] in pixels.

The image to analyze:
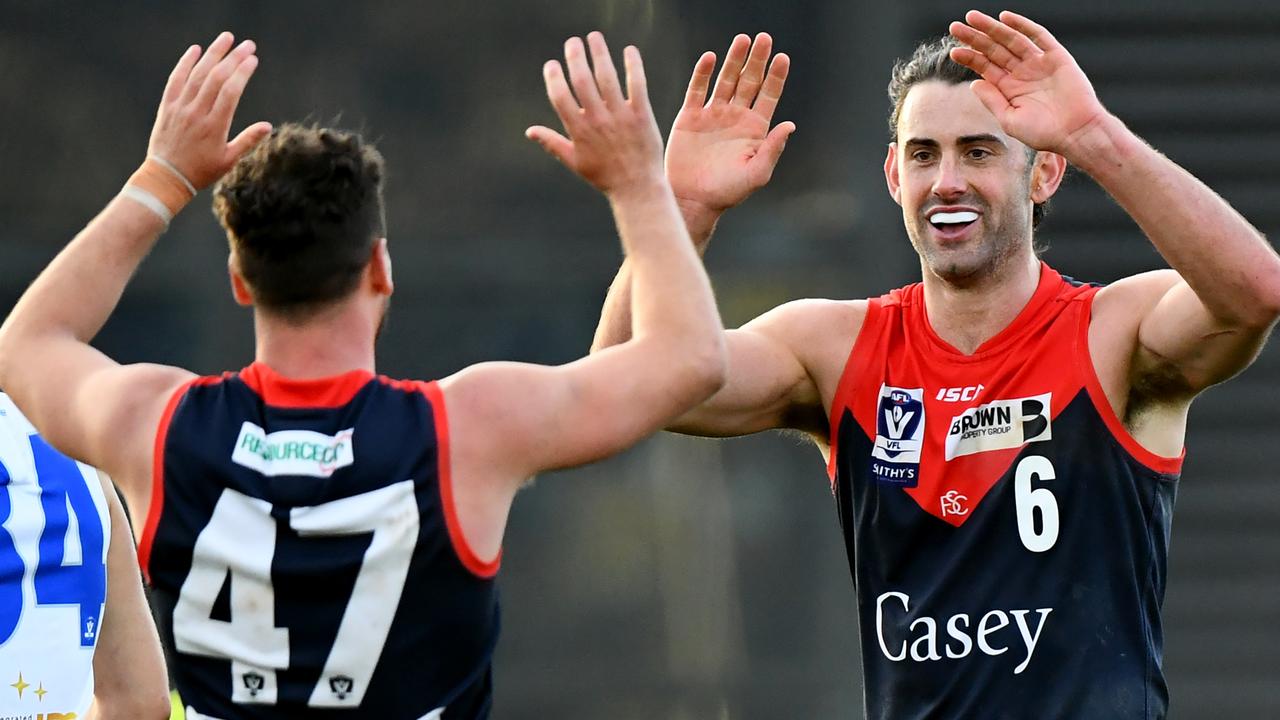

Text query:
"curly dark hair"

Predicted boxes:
[[213, 123, 387, 319], [887, 37, 1048, 229]]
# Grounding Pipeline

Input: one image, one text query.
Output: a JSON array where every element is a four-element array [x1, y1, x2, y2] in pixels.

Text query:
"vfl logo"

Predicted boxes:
[[329, 675, 355, 699], [940, 490, 968, 517], [242, 671, 265, 698], [871, 385, 925, 486], [944, 393, 1052, 461]]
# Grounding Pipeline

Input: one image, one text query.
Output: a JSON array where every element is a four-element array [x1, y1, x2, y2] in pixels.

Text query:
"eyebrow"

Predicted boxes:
[[903, 134, 1007, 148]]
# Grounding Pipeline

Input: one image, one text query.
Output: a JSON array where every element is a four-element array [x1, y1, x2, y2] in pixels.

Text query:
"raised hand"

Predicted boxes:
[[147, 32, 273, 190], [666, 33, 794, 217], [949, 11, 1106, 156], [526, 32, 665, 198]]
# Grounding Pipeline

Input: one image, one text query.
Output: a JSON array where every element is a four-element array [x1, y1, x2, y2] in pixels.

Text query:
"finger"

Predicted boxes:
[[682, 51, 716, 110], [181, 31, 235, 103], [211, 52, 260, 129], [197, 39, 256, 112], [227, 120, 273, 161], [623, 45, 650, 110], [752, 52, 790, 122], [542, 60, 582, 131], [999, 11, 1063, 53], [732, 32, 773, 106], [949, 47, 1009, 85], [564, 36, 602, 112], [963, 10, 1040, 60], [525, 125, 575, 167], [709, 34, 751, 104], [586, 31, 623, 106], [969, 79, 1012, 120], [750, 120, 795, 180], [163, 45, 201, 105], [949, 22, 1017, 71]]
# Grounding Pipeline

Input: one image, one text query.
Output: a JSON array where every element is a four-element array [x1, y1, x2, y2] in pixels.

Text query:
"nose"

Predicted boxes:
[[932, 153, 967, 200]]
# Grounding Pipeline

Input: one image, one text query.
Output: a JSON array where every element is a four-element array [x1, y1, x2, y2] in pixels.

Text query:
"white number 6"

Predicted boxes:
[[1014, 455, 1059, 553]]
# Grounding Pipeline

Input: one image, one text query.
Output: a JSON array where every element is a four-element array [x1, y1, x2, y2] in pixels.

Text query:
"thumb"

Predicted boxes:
[[227, 121, 273, 162], [969, 80, 1012, 122], [751, 120, 795, 180], [525, 126, 575, 167]]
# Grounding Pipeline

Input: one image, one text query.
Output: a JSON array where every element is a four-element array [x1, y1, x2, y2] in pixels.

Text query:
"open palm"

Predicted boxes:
[[666, 33, 795, 214], [949, 11, 1105, 154]]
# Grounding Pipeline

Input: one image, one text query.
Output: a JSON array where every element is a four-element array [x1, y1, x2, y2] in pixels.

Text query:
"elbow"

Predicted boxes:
[[685, 332, 728, 402], [0, 327, 15, 386], [1242, 257, 1280, 329], [1261, 274, 1280, 325], [93, 690, 173, 720]]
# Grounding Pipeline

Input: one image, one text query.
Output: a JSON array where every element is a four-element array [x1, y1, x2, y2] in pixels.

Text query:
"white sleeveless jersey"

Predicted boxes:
[[0, 393, 110, 718]]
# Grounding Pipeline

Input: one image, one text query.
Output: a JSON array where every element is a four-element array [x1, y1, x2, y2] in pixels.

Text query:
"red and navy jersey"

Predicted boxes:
[[827, 264, 1182, 720], [139, 362, 500, 720]]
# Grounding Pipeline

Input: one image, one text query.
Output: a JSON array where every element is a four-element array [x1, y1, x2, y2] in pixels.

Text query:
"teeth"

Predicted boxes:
[[930, 211, 979, 225]]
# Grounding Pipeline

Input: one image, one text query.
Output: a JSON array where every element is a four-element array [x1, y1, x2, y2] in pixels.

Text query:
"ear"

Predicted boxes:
[[369, 238, 394, 296], [228, 253, 253, 306], [1030, 151, 1067, 203], [884, 143, 902, 206]]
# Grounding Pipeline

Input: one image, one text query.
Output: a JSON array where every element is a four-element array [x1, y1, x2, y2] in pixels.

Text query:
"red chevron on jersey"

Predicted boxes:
[[826, 263, 1167, 527]]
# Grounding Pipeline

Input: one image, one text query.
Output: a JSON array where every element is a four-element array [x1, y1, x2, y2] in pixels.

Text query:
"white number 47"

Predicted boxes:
[[173, 481, 419, 708]]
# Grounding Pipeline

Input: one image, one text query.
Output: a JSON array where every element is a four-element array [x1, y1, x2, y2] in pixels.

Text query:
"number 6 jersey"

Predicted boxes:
[[826, 264, 1182, 720], [139, 363, 500, 719]]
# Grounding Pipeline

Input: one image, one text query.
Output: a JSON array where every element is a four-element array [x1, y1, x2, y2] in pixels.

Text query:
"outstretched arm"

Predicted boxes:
[[592, 33, 794, 352], [589, 34, 818, 439], [445, 32, 725, 489], [951, 10, 1280, 395], [0, 33, 271, 505]]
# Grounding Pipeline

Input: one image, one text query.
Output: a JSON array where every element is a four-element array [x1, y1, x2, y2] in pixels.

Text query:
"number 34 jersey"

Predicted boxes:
[[826, 264, 1183, 720], [139, 363, 500, 720], [0, 393, 110, 718]]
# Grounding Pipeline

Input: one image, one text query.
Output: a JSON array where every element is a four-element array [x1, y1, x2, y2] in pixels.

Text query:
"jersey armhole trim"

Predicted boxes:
[[138, 376, 217, 584], [827, 298, 882, 482], [1077, 293, 1184, 475], [422, 380, 502, 579]]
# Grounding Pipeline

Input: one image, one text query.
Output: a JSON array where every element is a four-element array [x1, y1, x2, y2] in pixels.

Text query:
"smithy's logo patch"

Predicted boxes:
[[944, 393, 1051, 460], [232, 422, 355, 477], [871, 385, 925, 486]]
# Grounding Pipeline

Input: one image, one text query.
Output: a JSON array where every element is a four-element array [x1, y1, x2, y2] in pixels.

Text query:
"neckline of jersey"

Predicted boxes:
[[239, 361, 376, 408], [914, 261, 1062, 363]]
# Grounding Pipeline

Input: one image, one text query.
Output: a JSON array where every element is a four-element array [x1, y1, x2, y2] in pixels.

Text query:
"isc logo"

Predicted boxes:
[[936, 384, 984, 402]]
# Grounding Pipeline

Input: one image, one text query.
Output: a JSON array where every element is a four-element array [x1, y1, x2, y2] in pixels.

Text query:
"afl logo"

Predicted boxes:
[[871, 385, 925, 486]]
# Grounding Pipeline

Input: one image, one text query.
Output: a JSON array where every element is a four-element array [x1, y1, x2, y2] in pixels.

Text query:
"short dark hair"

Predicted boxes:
[[213, 123, 387, 319], [887, 37, 1048, 229]]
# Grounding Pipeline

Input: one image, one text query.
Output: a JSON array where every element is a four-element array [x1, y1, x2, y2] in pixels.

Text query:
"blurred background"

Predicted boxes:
[[2, 0, 1278, 717]]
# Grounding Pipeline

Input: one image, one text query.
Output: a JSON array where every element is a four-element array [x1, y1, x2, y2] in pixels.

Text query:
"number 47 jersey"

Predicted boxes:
[[826, 265, 1183, 720], [140, 363, 500, 720]]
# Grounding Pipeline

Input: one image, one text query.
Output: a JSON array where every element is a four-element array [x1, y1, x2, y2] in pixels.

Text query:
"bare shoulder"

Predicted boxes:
[[1092, 270, 1181, 323], [1088, 270, 1195, 456], [742, 297, 869, 357], [1089, 270, 1181, 368], [740, 297, 870, 405]]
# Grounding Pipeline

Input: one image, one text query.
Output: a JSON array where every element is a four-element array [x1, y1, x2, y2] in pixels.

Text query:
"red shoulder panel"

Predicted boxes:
[[138, 374, 226, 584], [417, 380, 502, 579]]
